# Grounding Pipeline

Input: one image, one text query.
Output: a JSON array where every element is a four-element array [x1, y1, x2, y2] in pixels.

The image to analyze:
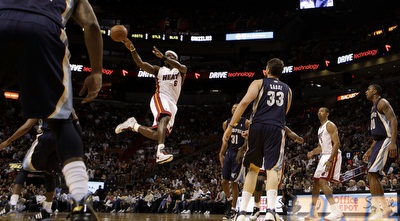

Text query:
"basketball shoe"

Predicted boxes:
[[367, 206, 392, 220], [0, 204, 16, 217], [156, 149, 173, 164], [249, 207, 260, 221], [30, 209, 51, 220], [69, 193, 100, 221], [234, 211, 246, 221], [264, 209, 284, 221], [115, 117, 137, 134]]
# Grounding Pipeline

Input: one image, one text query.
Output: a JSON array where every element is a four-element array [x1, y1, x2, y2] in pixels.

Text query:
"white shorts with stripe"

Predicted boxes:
[[150, 93, 177, 134], [313, 153, 342, 182]]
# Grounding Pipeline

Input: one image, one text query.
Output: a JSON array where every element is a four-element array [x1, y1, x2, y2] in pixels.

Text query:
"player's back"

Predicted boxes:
[[251, 78, 290, 128], [0, 0, 76, 27]]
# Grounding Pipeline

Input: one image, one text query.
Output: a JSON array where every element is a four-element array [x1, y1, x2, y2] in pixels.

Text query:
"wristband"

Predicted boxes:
[[162, 55, 167, 61], [130, 48, 136, 52]]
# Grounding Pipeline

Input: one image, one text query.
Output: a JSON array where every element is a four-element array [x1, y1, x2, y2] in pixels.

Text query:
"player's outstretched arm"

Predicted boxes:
[[0, 119, 37, 150], [122, 39, 158, 75]]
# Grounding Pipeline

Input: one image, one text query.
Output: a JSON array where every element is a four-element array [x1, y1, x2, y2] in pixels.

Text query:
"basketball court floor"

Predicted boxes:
[[4, 212, 400, 221]]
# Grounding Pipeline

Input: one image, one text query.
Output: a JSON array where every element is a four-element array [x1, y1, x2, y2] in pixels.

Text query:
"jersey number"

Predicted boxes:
[[371, 118, 375, 130], [267, 91, 285, 106], [230, 134, 239, 145]]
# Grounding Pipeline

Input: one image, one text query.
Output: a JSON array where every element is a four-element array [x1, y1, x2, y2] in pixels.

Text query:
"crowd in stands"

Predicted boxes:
[[0, 76, 399, 214]]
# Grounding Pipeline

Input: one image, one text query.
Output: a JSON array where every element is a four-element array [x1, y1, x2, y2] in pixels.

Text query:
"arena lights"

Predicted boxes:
[[337, 48, 379, 65], [4, 91, 19, 100], [129, 33, 183, 41], [225, 31, 273, 41], [388, 25, 398, 32], [70, 63, 261, 79], [190, 35, 213, 42], [337, 92, 360, 101], [283, 64, 320, 74]]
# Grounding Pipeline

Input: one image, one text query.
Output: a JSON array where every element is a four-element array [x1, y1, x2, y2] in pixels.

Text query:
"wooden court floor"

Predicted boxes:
[[3, 212, 400, 221]]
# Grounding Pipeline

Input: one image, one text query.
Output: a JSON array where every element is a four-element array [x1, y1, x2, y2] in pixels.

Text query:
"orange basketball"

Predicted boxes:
[[110, 25, 128, 42]]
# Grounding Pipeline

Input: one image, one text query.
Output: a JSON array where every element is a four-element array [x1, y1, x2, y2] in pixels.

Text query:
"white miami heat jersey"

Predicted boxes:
[[318, 120, 334, 155], [156, 66, 182, 104]]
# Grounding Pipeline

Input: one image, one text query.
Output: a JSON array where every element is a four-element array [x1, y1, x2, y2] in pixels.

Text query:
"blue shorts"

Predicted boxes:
[[0, 10, 72, 119], [368, 138, 395, 176], [222, 148, 244, 182], [23, 131, 60, 173], [245, 123, 285, 171]]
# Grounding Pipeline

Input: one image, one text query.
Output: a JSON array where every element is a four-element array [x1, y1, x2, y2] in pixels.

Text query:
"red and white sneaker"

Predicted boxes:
[[156, 150, 173, 164], [115, 117, 137, 134]]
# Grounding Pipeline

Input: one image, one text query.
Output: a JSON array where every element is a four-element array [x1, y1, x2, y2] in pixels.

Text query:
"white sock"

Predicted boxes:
[[239, 191, 252, 212], [133, 123, 140, 132], [10, 194, 19, 206], [267, 189, 277, 210], [62, 161, 88, 201], [157, 144, 165, 154], [43, 201, 53, 213]]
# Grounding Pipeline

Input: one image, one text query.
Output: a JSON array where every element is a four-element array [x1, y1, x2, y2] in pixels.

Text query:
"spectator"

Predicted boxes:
[[303, 180, 312, 193], [174, 188, 190, 214], [346, 179, 358, 191], [390, 178, 400, 191], [356, 180, 369, 191], [184, 185, 203, 214]]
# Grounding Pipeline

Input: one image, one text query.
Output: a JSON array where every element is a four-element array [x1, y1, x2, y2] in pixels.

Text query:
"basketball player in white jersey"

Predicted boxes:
[[115, 38, 187, 164], [305, 107, 343, 220]]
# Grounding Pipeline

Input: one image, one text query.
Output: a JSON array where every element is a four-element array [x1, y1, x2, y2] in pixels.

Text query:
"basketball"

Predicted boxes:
[[110, 25, 128, 42], [174, 189, 181, 195]]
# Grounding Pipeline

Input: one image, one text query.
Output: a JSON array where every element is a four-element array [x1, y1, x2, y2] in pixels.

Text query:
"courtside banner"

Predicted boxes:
[[237, 192, 398, 214]]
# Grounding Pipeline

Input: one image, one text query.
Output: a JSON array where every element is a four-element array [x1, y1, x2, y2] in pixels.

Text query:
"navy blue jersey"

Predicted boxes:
[[250, 78, 290, 128], [0, 0, 75, 28], [227, 117, 247, 151], [370, 98, 391, 140]]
